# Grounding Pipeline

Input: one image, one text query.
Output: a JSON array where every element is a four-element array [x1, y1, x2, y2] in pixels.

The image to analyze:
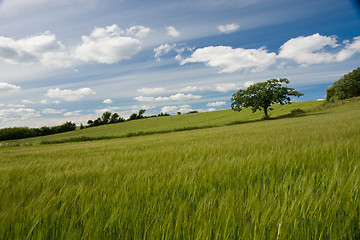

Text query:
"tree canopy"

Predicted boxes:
[[326, 67, 360, 102], [231, 78, 303, 119]]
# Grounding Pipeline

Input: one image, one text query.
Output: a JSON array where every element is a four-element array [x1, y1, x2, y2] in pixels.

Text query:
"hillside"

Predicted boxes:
[[0, 99, 359, 239], [1, 100, 322, 146]]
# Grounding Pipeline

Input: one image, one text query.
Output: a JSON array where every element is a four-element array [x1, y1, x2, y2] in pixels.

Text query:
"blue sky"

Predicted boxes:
[[0, 0, 360, 128]]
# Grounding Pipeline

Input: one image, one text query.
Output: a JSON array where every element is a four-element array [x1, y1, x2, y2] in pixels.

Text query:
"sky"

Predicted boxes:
[[0, 0, 360, 128]]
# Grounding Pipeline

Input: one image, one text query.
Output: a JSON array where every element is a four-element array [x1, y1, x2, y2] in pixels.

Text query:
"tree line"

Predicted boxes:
[[326, 67, 360, 102], [0, 121, 76, 141], [85, 109, 170, 128]]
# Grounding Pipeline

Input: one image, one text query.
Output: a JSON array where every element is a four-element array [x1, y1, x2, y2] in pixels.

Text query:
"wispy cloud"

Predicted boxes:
[[0, 82, 20, 92], [218, 23, 240, 34], [42, 108, 65, 114], [46, 88, 95, 102], [137, 87, 166, 95], [134, 93, 201, 102]]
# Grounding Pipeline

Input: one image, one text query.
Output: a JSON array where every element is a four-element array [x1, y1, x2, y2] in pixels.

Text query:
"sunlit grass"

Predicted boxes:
[[0, 99, 359, 239], [2, 100, 322, 146]]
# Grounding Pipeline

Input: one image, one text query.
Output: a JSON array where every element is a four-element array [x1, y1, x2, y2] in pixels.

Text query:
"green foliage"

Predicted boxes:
[[88, 112, 125, 127], [128, 109, 146, 121], [326, 67, 360, 102], [231, 78, 303, 119], [0, 122, 76, 141], [0, 100, 360, 239]]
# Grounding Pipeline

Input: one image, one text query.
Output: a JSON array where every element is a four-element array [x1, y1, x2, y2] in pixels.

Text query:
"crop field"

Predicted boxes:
[[0, 99, 359, 239]]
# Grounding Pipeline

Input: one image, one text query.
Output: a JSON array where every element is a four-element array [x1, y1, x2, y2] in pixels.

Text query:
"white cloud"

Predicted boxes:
[[103, 98, 113, 104], [74, 24, 143, 64], [42, 108, 65, 114], [218, 23, 240, 34], [161, 104, 194, 113], [215, 83, 239, 92], [0, 108, 39, 119], [154, 44, 176, 60], [126, 26, 151, 38], [278, 33, 340, 65], [0, 82, 20, 92], [244, 81, 254, 88], [180, 34, 360, 72], [134, 93, 201, 102], [137, 87, 166, 95], [64, 110, 82, 117], [0, 32, 65, 65], [166, 26, 180, 37], [22, 99, 35, 104], [207, 101, 226, 107], [181, 46, 277, 73], [161, 106, 178, 113], [7, 104, 25, 108], [46, 87, 95, 101], [180, 86, 204, 92], [0, 24, 148, 67], [336, 36, 360, 62]]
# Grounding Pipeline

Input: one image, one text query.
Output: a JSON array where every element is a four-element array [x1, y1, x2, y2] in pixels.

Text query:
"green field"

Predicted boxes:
[[2, 100, 322, 146], [0, 99, 359, 239]]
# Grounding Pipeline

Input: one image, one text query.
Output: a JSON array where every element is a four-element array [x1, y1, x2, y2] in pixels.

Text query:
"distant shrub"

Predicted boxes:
[[291, 108, 305, 115], [188, 111, 198, 114]]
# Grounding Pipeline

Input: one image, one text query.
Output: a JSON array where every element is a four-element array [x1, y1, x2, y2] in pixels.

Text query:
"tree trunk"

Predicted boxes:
[[264, 107, 269, 119]]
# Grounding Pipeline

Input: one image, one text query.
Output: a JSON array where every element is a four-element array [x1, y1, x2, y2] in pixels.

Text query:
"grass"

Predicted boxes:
[[1, 100, 322, 146], [0, 99, 359, 239]]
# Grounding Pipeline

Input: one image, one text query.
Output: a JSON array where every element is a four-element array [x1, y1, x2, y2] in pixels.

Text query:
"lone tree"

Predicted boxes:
[[231, 78, 303, 119]]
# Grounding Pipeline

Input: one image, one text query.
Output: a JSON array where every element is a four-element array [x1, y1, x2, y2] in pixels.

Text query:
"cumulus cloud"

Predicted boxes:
[[134, 93, 201, 102], [180, 86, 205, 92], [161, 106, 178, 113], [74, 24, 143, 64], [64, 110, 82, 117], [42, 108, 65, 114], [207, 101, 226, 107], [103, 99, 113, 104], [126, 26, 151, 38], [22, 99, 35, 104], [278, 33, 340, 65], [166, 26, 180, 37], [0, 82, 20, 92], [336, 36, 360, 62], [181, 46, 277, 73], [161, 104, 194, 113], [278, 34, 360, 65], [137, 87, 166, 95], [0, 32, 66, 65], [0, 24, 149, 67], [215, 83, 239, 92], [0, 108, 39, 119], [181, 34, 360, 72], [218, 23, 240, 34], [46, 87, 95, 101]]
